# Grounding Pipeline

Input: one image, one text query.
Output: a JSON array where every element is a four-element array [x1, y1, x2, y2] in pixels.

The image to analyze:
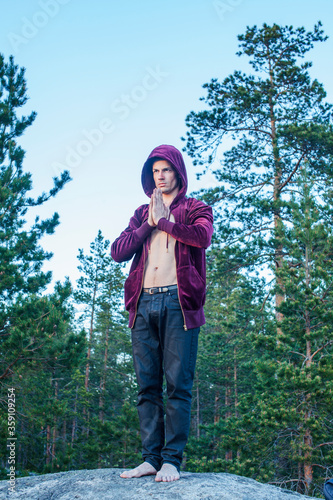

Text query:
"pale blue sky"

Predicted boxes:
[[1, 0, 333, 288]]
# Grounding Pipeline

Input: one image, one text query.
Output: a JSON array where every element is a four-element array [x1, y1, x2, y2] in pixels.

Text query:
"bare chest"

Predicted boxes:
[[143, 214, 177, 287]]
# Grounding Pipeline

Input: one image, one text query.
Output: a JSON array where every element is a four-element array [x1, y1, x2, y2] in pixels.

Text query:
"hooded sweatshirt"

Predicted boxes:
[[111, 144, 214, 330]]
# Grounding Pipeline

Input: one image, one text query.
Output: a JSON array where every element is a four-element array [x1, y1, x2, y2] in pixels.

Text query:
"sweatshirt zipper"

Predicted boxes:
[[174, 207, 187, 331], [175, 254, 187, 331]]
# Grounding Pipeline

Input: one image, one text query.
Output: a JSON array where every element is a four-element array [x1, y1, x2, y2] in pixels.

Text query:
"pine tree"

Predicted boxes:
[[75, 230, 111, 391], [186, 245, 268, 472], [0, 54, 70, 381], [0, 281, 86, 476], [73, 230, 137, 469], [181, 23, 333, 496], [203, 169, 333, 496], [94, 255, 126, 423], [182, 23, 333, 328], [272, 168, 333, 494]]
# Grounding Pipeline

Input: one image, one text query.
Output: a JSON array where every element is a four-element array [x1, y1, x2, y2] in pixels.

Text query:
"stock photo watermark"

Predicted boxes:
[[213, 0, 244, 21], [8, 0, 72, 52], [7, 387, 16, 494], [52, 65, 169, 174]]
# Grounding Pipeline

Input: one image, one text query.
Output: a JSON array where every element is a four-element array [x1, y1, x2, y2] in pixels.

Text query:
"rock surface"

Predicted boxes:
[[0, 468, 320, 500]]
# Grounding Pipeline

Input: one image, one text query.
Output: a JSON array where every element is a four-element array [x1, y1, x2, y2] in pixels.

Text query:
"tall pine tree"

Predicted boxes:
[[182, 23, 333, 327], [0, 54, 70, 382]]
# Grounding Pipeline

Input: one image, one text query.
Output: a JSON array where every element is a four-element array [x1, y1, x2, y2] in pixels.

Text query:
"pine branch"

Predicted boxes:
[[313, 442, 333, 450], [278, 153, 306, 192], [0, 355, 22, 380], [310, 340, 333, 361], [259, 289, 272, 312]]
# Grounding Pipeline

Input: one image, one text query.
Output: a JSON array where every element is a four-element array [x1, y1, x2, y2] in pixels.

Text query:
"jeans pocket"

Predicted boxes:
[[167, 289, 180, 306]]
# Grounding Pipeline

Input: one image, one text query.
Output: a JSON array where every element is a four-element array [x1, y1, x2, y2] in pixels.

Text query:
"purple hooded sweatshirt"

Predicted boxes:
[[111, 145, 214, 330]]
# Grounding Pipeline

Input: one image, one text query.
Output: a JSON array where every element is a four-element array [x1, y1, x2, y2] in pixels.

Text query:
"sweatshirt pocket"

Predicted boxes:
[[124, 269, 142, 311], [177, 265, 206, 310]]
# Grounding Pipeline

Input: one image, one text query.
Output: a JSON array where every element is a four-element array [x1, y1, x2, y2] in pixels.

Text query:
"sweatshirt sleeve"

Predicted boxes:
[[157, 201, 213, 249], [111, 206, 154, 263]]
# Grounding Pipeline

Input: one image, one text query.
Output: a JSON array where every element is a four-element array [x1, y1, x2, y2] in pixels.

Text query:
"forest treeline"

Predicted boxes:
[[1, 22, 333, 499]]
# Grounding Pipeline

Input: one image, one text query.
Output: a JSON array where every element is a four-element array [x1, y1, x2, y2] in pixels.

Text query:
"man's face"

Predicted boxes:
[[152, 160, 179, 196]]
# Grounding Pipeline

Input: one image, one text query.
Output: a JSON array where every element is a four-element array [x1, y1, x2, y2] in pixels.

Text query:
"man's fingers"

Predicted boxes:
[[157, 190, 164, 207], [151, 188, 170, 223]]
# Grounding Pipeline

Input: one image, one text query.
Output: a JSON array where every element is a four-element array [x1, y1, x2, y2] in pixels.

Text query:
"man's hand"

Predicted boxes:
[[150, 188, 169, 226]]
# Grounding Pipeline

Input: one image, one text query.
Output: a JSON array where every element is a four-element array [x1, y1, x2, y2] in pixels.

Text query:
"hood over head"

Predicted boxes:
[[141, 144, 188, 203]]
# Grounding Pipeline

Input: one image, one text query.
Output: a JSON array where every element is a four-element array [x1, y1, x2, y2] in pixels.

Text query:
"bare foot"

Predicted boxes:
[[155, 463, 180, 482], [120, 462, 157, 479]]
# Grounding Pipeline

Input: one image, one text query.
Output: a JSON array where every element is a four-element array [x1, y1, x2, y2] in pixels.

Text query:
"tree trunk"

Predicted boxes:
[[268, 57, 285, 336], [62, 419, 66, 454], [303, 337, 313, 492], [297, 457, 303, 493], [71, 385, 78, 448], [51, 379, 58, 467], [84, 282, 98, 439], [303, 425, 313, 494], [303, 245, 313, 494], [214, 391, 220, 424], [85, 282, 98, 390], [234, 348, 238, 415], [46, 424, 51, 466], [234, 348, 241, 458], [196, 377, 200, 439], [99, 324, 110, 423], [225, 366, 232, 460]]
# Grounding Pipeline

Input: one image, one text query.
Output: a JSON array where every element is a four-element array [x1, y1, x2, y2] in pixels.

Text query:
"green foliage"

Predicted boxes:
[[0, 53, 71, 382], [186, 173, 333, 495], [0, 55, 139, 478], [183, 24, 333, 498], [0, 228, 138, 477], [1, 28, 333, 500], [183, 22, 333, 271]]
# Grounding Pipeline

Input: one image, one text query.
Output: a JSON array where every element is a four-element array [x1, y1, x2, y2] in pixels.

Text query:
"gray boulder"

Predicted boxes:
[[0, 468, 320, 499]]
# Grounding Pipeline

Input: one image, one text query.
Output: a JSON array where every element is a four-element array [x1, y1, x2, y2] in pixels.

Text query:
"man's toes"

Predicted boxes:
[[155, 464, 180, 482], [121, 469, 137, 478], [120, 462, 157, 479]]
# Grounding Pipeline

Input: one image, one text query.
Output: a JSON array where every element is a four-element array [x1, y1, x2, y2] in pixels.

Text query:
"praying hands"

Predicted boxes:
[[148, 188, 170, 227]]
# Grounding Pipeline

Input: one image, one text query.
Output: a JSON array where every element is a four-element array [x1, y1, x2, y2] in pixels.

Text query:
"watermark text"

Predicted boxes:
[[7, 387, 16, 494], [213, 0, 244, 21], [52, 65, 169, 175], [8, 0, 72, 52]]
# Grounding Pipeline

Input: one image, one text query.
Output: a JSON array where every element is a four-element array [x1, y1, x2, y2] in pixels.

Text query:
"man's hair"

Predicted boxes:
[[152, 157, 173, 169]]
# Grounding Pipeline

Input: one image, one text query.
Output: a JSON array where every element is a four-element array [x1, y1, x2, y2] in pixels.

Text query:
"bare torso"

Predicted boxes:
[[143, 213, 177, 288]]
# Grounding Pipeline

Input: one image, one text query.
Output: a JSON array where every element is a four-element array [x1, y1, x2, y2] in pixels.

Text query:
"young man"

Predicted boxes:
[[111, 144, 213, 482]]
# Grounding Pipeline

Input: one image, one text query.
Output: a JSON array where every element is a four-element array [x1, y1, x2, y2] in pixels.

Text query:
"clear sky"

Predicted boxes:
[[1, 0, 333, 289]]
